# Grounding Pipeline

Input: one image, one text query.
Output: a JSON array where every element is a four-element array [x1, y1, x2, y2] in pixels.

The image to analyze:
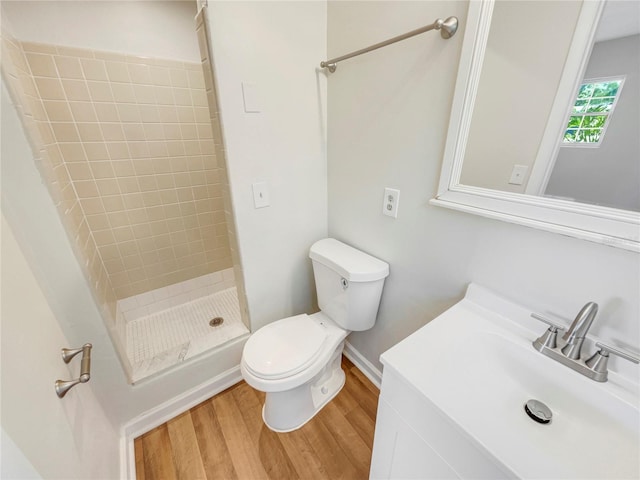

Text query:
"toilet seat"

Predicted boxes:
[[243, 314, 328, 380]]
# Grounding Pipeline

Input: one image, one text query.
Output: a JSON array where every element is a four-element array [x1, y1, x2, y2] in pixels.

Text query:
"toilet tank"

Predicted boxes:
[[309, 238, 389, 331]]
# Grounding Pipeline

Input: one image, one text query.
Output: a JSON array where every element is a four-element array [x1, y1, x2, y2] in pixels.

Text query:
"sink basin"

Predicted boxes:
[[380, 284, 640, 479]]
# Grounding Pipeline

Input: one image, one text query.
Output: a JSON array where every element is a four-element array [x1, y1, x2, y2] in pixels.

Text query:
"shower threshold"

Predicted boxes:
[[125, 287, 249, 383]]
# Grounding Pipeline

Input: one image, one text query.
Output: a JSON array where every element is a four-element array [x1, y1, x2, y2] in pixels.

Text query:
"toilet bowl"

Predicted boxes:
[[241, 312, 348, 432], [241, 238, 389, 432]]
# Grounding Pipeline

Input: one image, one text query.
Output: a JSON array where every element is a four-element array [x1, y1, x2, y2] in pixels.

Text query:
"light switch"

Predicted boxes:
[[242, 82, 261, 113], [508, 165, 529, 185], [252, 182, 270, 208]]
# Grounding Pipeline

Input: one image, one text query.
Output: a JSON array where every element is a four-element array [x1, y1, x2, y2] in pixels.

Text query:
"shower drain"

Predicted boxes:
[[209, 317, 224, 327]]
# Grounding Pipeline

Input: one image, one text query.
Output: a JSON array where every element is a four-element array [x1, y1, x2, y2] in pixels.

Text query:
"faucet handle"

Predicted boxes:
[[594, 342, 640, 364], [531, 313, 565, 351], [531, 313, 565, 332], [585, 342, 640, 382]]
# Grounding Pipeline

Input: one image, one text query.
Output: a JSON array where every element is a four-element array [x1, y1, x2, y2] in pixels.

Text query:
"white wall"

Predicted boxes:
[[327, 1, 640, 372], [1, 0, 200, 62], [1, 215, 120, 478], [546, 34, 640, 211], [206, 1, 328, 331]]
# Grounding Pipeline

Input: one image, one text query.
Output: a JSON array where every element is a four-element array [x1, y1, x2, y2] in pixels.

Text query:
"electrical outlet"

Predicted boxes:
[[382, 188, 400, 218]]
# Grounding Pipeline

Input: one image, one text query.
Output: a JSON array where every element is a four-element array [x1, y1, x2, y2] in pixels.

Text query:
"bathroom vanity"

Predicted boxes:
[[369, 284, 639, 479]]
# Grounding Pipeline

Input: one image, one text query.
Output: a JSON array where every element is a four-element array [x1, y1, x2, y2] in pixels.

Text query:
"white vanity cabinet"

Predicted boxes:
[[368, 284, 640, 480], [369, 364, 509, 480]]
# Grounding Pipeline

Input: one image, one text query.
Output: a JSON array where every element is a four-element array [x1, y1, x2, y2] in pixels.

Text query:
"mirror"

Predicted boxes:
[[433, 0, 640, 251]]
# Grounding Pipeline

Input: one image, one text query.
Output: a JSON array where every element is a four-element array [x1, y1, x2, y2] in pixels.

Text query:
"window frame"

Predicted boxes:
[[561, 75, 626, 148]]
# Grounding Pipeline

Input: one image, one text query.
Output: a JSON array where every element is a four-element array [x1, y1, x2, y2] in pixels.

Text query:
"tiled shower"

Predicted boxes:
[[1, 2, 249, 382]]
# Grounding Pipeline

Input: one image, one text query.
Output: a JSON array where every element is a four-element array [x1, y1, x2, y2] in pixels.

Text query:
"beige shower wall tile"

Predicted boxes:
[[139, 105, 160, 123], [106, 142, 130, 160], [26, 53, 58, 77], [169, 68, 189, 88], [133, 84, 155, 104], [101, 123, 125, 141], [56, 45, 94, 59], [35, 77, 65, 100], [127, 63, 151, 84], [67, 162, 92, 181], [69, 101, 98, 122], [176, 106, 195, 123], [77, 123, 104, 143], [87, 81, 114, 102], [80, 58, 108, 81], [84, 142, 110, 160], [21, 41, 57, 55], [90, 161, 116, 179], [96, 178, 121, 196], [54, 56, 83, 79], [112, 160, 136, 177], [59, 143, 87, 162], [111, 83, 136, 103], [75, 180, 99, 198], [93, 103, 119, 122], [149, 66, 171, 86], [62, 79, 91, 101], [51, 122, 80, 142], [187, 69, 205, 89], [105, 61, 131, 83], [173, 88, 192, 106], [117, 104, 141, 123]]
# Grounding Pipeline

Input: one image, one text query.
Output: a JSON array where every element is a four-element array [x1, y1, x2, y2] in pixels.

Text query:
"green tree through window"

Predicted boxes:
[[563, 77, 624, 145]]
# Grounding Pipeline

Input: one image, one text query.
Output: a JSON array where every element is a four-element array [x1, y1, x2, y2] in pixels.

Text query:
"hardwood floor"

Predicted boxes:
[[135, 356, 380, 479]]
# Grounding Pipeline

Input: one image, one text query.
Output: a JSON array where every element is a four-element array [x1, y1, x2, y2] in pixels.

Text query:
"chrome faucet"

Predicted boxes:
[[531, 302, 639, 382], [561, 302, 598, 359]]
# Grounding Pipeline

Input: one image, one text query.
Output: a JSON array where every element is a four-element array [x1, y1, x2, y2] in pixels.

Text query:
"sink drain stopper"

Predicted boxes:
[[524, 399, 552, 424], [209, 317, 224, 327]]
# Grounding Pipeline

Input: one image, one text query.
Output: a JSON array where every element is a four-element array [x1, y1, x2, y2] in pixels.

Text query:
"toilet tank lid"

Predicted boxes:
[[309, 238, 389, 282]]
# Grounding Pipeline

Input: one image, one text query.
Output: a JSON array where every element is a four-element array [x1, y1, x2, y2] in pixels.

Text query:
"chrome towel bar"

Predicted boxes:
[[55, 343, 92, 398], [320, 16, 458, 73]]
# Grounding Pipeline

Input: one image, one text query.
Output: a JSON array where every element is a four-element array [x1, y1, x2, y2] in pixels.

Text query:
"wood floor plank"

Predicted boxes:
[[300, 412, 360, 479], [141, 425, 177, 480], [346, 405, 377, 448], [191, 400, 239, 479], [348, 364, 380, 397], [166, 411, 207, 479], [212, 387, 270, 479], [134, 436, 146, 480], [232, 383, 299, 479], [342, 367, 379, 422], [318, 401, 372, 478], [331, 378, 360, 416]]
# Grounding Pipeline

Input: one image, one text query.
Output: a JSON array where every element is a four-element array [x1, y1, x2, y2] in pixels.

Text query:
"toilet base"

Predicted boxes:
[[261, 342, 345, 432]]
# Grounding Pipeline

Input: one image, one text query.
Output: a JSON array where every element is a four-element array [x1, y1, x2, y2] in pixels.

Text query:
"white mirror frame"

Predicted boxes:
[[431, 0, 640, 252]]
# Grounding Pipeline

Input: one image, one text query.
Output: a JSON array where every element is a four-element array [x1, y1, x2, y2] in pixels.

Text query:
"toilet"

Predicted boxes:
[[241, 238, 389, 432]]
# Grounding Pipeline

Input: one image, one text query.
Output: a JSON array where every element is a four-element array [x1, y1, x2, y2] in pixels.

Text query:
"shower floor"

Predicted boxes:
[[126, 287, 249, 383]]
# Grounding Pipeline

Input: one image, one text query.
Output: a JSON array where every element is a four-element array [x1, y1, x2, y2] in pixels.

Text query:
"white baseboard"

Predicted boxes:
[[120, 365, 243, 479], [343, 340, 382, 389]]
